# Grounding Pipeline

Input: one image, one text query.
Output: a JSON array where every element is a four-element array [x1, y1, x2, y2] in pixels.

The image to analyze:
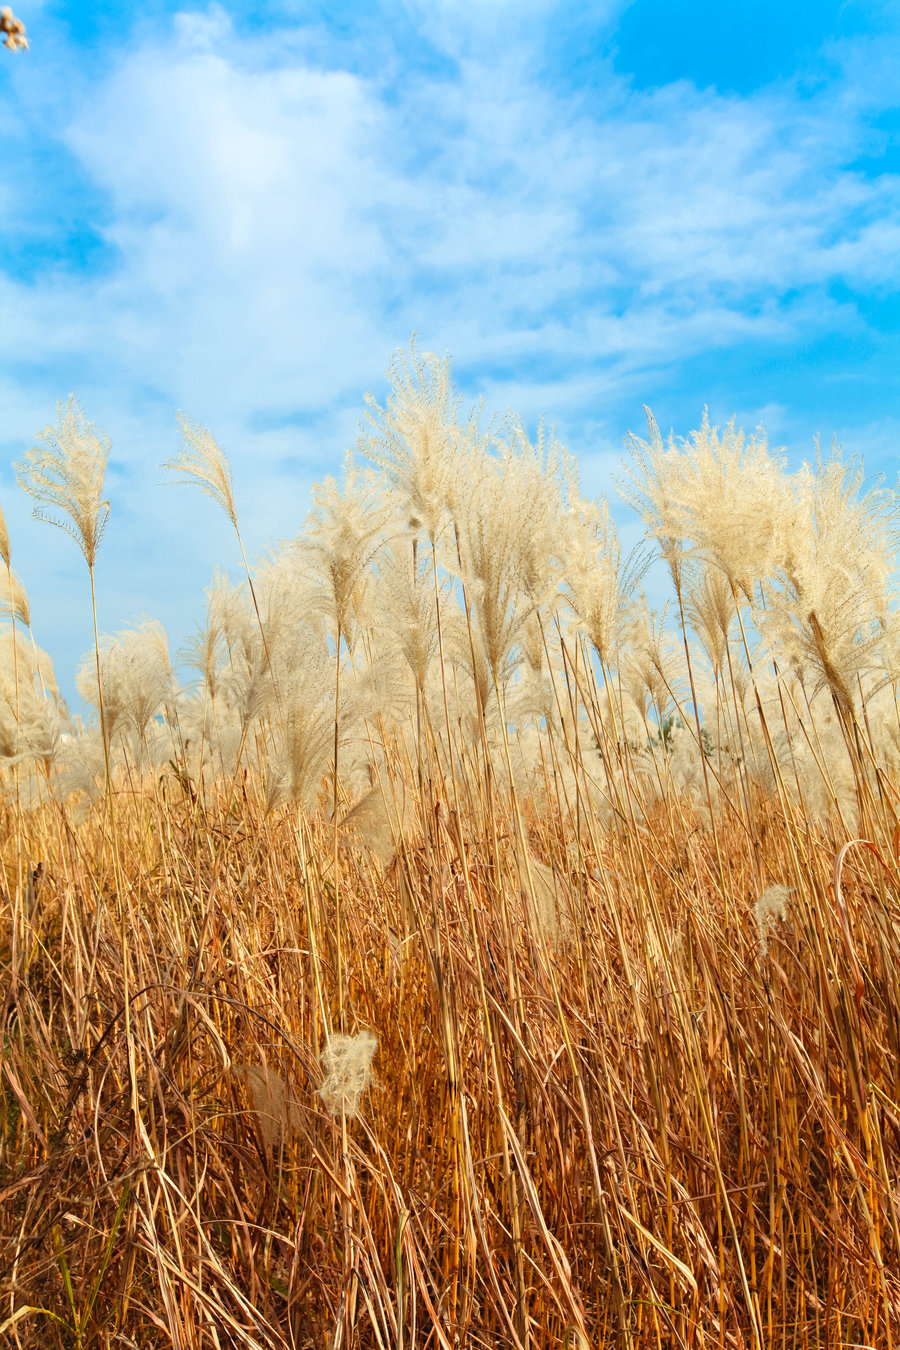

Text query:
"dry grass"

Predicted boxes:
[[3, 350, 900, 1345], [1, 741, 899, 1349]]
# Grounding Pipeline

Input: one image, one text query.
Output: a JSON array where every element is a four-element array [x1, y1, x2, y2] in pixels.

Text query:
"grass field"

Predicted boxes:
[[2, 347, 900, 1347]]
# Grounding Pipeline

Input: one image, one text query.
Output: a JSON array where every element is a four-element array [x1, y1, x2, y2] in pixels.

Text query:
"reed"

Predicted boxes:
[[1, 345, 899, 1347]]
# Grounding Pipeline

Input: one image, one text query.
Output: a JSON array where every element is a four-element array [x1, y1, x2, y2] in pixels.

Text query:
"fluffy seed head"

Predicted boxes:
[[163, 415, 238, 530], [15, 397, 111, 569], [754, 884, 792, 954], [318, 1031, 378, 1118], [300, 464, 390, 643], [0, 569, 31, 628], [360, 336, 469, 544], [0, 7, 27, 50], [235, 1064, 301, 1152]]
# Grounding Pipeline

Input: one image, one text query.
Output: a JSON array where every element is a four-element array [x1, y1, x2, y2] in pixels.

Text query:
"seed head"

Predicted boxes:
[[15, 398, 111, 569], [754, 884, 793, 955], [318, 1030, 378, 1118]]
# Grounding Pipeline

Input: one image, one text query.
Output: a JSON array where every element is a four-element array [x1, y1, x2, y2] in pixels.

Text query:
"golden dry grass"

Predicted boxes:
[[1, 745, 899, 1349]]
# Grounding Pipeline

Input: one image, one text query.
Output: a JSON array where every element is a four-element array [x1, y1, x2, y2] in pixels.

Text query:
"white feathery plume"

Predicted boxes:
[[15, 397, 111, 569], [318, 1031, 378, 1118]]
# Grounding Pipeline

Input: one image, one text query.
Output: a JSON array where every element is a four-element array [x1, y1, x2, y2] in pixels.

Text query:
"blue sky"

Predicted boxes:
[[1, 0, 898, 700]]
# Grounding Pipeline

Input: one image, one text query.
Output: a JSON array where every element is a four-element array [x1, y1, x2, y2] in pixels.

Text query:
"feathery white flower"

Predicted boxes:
[[318, 1031, 378, 1118], [15, 397, 111, 568]]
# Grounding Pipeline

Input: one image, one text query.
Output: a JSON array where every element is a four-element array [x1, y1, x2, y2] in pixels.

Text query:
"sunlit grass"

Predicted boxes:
[[1, 344, 899, 1347]]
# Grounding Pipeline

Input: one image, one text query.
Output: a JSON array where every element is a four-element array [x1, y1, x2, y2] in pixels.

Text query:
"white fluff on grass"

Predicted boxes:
[[755, 884, 793, 955], [76, 619, 172, 750], [318, 1031, 378, 1118]]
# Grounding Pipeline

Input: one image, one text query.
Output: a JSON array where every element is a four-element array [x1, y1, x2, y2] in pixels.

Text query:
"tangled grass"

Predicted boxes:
[[2, 724, 900, 1347]]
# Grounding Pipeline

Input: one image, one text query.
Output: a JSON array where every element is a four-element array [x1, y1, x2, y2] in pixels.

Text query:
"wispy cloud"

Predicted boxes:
[[0, 1, 897, 694]]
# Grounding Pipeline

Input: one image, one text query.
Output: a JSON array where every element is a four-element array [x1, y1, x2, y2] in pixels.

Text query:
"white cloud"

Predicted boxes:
[[395, 0, 629, 63], [1, 3, 898, 693]]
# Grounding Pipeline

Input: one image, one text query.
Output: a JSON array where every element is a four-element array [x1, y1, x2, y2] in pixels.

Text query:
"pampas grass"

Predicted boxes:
[[318, 1031, 378, 1118], [14, 397, 111, 569], [163, 414, 239, 531], [3, 345, 900, 1348]]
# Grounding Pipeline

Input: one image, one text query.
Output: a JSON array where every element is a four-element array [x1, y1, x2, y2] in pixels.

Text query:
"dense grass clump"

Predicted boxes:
[[2, 345, 900, 1347]]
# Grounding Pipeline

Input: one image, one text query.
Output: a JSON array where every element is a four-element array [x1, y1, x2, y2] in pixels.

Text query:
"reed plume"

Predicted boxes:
[[318, 1030, 378, 1118], [0, 6, 27, 49], [15, 397, 111, 569], [15, 397, 115, 798], [162, 414, 238, 530], [360, 337, 470, 545]]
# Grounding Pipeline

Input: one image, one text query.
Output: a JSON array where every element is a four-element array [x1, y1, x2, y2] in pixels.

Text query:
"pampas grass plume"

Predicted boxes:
[[15, 396, 111, 568], [163, 414, 238, 530], [318, 1030, 378, 1118], [754, 884, 793, 954]]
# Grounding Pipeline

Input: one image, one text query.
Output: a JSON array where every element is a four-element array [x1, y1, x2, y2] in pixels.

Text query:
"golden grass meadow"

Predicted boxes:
[[1, 341, 900, 1348]]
